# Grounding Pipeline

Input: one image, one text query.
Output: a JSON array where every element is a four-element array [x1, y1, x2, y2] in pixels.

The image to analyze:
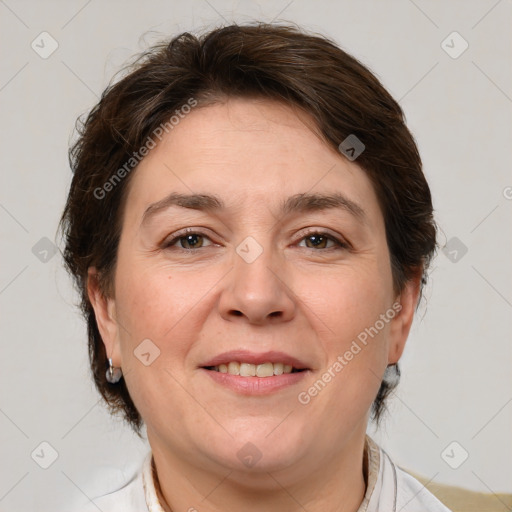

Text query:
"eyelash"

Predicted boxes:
[[161, 228, 349, 252]]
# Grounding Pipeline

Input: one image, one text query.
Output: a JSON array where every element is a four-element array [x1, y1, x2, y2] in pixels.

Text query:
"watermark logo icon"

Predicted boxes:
[[441, 441, 469, 469], [441, 31, 469, 59], [32, 237, 58, 263], [236, 442, 263, 468], [442, 237, 468, 263], [338, 134, 365, 161], [31, 441, 59, 469], [31, 32, 59, 59], [236, 236, 263, 264], [134, 338, 161, 366]]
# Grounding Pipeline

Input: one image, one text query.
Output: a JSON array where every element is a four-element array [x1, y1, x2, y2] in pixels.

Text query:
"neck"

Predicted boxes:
[[149, 430, 368, 512]]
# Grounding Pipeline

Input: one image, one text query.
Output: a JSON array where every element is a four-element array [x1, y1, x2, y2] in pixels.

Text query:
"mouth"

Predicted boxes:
[[200, 350, 310, 375], [198, 350, 312, 396], [199, 350, 311, 395]]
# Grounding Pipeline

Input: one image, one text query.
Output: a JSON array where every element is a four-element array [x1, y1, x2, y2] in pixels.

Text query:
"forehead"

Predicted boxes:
[[123, 98, 381, 223]]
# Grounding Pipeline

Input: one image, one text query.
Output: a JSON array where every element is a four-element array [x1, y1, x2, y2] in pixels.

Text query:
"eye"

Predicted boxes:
[[163, 230, 214, 250], [297, 232, 348, 250]]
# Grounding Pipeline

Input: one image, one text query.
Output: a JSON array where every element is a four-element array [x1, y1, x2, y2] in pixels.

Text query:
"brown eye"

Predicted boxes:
[[178, 233, 205, 249], [299, 233, 344, 250], [304, 234, 330, 249], [163, 231, 214, 250], [296, 230, 350, 251]]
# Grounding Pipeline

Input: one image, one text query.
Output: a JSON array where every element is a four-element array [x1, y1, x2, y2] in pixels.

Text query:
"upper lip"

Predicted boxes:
[[200, 350, 310, 370]]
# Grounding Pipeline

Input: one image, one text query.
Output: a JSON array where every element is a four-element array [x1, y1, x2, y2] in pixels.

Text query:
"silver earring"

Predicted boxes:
[[106, 358, 123, 383]]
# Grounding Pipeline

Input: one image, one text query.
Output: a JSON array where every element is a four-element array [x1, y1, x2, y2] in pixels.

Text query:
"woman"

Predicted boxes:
[[61, 23, 450, 512]]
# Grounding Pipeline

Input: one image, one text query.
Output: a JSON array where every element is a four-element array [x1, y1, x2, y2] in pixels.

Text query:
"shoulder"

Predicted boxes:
[[365, 437, 452, 512], [394, 463, 453, 511], [92, 470, 147, 512], [68, 455, 149, 512], [381, 448, 453, 511]]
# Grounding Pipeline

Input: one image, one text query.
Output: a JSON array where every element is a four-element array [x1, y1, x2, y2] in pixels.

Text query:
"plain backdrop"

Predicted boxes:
[[0, 1, 511, 510]]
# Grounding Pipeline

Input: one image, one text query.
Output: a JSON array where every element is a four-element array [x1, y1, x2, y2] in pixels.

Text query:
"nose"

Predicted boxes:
[[218, 243, 297, 325]]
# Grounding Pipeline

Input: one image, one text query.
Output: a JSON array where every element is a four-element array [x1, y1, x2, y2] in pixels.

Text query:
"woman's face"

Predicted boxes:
[[90, 98, 417, 476]]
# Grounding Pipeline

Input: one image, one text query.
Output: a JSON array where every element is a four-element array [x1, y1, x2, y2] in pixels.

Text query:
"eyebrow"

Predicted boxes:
[[140, 191, 366, 227]]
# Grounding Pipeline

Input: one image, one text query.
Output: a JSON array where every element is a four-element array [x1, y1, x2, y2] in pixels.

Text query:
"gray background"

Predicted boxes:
[[0, 0, 511, 510]]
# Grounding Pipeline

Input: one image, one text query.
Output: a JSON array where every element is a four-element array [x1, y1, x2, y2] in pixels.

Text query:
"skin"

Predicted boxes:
[[88, 97, 420, 512]]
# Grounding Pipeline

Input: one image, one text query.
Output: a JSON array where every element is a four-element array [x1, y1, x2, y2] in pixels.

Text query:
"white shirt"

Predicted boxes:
[[73, 436, 452, 511]]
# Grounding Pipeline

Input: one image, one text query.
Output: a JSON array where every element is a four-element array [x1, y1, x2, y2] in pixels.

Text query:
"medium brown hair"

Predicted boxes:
[[60, 22, 436, 435]]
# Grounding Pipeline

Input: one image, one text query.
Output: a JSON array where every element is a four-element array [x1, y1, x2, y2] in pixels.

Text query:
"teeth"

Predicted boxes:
[[240, 363, 256, 377], [227, 362, 240, 375], [211, 362, 301, 377], [256, 362, 274, 377], [273, 362, 284, 375]]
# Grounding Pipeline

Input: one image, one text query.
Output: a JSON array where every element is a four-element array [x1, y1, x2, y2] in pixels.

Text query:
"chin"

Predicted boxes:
[[202, 421, 308, 474]]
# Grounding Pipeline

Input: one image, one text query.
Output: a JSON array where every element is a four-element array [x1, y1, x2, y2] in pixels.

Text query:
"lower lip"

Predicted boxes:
[[201, 368, 309, 395]]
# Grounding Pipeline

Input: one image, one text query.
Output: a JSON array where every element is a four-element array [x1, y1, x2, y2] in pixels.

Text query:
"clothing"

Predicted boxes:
[[73, 436, 451, 511]]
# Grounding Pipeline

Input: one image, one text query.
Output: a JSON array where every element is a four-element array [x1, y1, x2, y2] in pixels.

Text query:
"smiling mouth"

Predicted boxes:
[[203, 362, 307, 377]]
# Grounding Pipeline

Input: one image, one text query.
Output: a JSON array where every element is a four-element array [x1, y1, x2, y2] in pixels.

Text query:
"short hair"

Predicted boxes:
[[59, 22, 437, 435]]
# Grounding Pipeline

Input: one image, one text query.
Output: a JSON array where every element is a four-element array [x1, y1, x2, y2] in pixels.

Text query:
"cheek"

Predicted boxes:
[[299, 263, 392, 415], [322, 285, 390, 383], [114, 262, 218, 360], [309, 261, 392, 341], [111, 266, 208, 422]]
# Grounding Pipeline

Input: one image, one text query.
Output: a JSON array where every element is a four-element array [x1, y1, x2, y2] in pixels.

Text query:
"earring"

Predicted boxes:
[[106, 358, 123, 383], [384, 362, 400, 386]]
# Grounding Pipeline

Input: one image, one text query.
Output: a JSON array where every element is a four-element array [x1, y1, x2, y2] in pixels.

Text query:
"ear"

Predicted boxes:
[[87, 267, 122, 367], [387, 273, 422, 365]]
